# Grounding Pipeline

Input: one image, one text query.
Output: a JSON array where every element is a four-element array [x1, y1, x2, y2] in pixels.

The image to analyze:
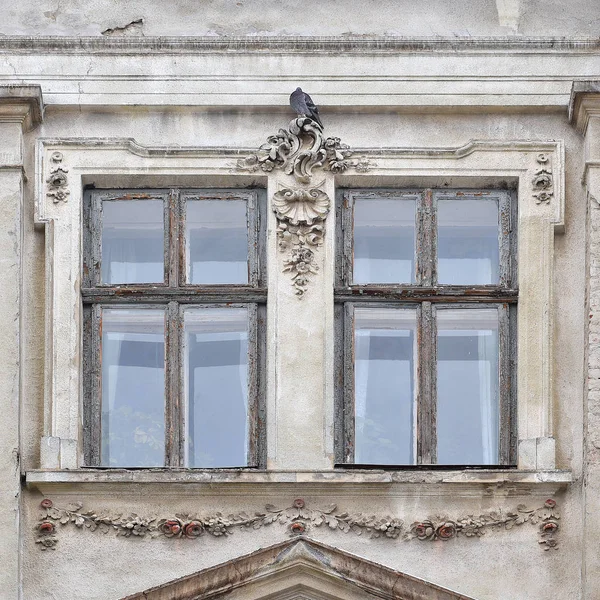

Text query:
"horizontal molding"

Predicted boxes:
[[0, 36, 599, 55], [26, 468, 572, 498]]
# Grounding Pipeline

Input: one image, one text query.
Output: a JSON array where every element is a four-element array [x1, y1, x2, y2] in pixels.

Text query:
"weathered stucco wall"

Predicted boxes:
[[1, 0, 599, 37], [17, 105, 585, 600], [0, 1, 597, 599]]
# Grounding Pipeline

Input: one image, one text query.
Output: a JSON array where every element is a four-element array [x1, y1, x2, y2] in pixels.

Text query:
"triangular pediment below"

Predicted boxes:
[[122, 537, 476, 600]]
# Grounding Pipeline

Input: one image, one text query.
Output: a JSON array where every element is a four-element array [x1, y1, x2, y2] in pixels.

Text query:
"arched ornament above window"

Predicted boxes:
[[237, 116, 374, 296]]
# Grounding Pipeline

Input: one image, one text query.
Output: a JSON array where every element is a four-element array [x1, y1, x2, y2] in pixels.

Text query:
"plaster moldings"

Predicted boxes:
[[532, 152, 554, 204], [45, 151, 69, 203], [236, 117, 366, 183], [121, 537, 478, 600], [35, 497, 559, 551], [274, 183, 330, 297], [34, 137, 565, 471]]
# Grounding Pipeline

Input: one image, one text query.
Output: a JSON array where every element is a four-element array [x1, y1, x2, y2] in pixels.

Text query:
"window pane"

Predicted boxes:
[[353, 197, 416, 284], [101, 199, 164, 284], [101, 309, 165, 467], [184, 307, 249, 467], [437, 197, 499, 285], [436, 308, 499, 465], [354, 307, 417, 464], [186, 200, 248, 284]]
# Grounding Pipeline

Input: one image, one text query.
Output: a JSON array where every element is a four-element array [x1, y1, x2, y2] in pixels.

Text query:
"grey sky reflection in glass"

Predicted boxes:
[[436, 308, 499, 465], [437, 198, 499, 285], [101, 309, 165, 467], [184, 307, 249, 467], [354, 307, 417, 465], [353, 198, 416, 284], [101, 200, 164, 284], [186, 200, 248, 284]]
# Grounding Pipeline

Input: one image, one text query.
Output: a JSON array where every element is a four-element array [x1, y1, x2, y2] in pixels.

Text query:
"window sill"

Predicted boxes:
[[25, 468, 572, 497]]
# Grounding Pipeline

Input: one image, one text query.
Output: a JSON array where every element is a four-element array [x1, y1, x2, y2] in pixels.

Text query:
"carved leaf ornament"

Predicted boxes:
[[237, 117, 358, 184], [237, 116, 373, 297], [35, 497, 560, 551]]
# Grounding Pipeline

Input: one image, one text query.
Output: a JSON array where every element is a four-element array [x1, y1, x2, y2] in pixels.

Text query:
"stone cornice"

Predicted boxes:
[[569, 80, 600, 134], [0, 85, 43, 131], [0, 36, 598, 56], [25, 468, 572, 497]]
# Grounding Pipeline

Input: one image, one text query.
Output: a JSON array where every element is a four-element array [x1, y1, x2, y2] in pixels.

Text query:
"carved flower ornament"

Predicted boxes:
[[35, 497, 560, 551]]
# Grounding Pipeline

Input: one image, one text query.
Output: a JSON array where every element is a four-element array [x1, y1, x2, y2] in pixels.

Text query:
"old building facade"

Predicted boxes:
[[1, 2, 600, 598]]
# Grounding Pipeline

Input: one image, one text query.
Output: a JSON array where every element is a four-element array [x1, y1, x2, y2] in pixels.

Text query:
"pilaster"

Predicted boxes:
[[569, 80, 600, 600], [0, 85, 42, 599]]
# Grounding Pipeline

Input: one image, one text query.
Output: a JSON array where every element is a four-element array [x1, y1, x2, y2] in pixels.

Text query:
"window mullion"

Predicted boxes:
[[343, 303, 356, 463], [340, 191, 354, 287], [165, 300, 182, 467], [168, 189, 180, 288], [498, 191, 512, 287], [498, 302, 512, 465], [247, 191, 260, 287], [247, 303, 260, 467], [83, 304, 102, 466], [417, 301, 437, 464], [416, 189, 435, 286]]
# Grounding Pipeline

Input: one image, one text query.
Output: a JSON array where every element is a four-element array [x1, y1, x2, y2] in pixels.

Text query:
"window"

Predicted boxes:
[[82, 189, 266, 468], [335, 189, 516, 467]]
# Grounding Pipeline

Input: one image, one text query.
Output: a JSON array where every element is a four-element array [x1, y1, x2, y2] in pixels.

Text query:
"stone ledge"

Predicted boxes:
[[25, 469, 572, 497], [0, 84, 43, 130], [0, 36, 599, 55]]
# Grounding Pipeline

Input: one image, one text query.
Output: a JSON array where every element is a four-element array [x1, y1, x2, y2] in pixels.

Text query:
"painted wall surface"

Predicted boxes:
[[0, 2, 597, 599]]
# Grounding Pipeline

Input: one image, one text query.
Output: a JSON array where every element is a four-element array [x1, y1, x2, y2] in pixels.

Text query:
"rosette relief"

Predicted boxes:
[[45, 151, 70, 204]]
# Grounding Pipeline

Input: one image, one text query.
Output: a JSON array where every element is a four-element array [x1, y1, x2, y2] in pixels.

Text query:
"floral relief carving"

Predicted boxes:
[[35, 497, 559, 551], [532, 152, 553, 204], [273, 184, 330, 297], [46, 151, 70, 204], [236, 116, 372, 184]]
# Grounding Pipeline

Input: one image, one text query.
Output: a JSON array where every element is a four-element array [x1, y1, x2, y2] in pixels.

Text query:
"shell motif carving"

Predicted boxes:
[[35, 497, 560, 551], [273, 186, 330, 226], [237, 117, 373, 183], [273, 184, 330, 297]]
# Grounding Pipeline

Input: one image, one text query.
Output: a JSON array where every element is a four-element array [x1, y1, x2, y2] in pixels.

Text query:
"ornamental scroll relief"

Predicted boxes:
[[237, 116, 374, 297], [273, 183, 330, 297], [236, 116, 373, 184], [35, 497, 560, 551]]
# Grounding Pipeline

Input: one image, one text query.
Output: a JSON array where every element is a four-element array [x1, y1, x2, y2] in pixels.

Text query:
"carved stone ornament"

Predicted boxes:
[[35, 497, 560, 551], [236, 116, 373, 184], [46, 151, 70, 204], [532, 152, 554, 204], [273, 183, 330, 297]]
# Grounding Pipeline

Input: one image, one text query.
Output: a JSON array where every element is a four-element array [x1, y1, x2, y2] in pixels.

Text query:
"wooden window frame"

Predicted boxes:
[[82, 188, 267, 468], [334, 188, 517, 468]]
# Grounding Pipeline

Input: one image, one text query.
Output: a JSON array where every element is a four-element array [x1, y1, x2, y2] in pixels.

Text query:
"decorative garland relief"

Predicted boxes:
[[36, 497, 560, 551]]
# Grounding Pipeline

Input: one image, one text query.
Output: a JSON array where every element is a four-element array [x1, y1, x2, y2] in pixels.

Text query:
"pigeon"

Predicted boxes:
[[289, 87, 324, 129]]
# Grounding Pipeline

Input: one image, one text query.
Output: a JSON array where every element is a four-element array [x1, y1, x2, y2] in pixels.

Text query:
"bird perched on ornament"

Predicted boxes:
[[289, 87, 324, 129]]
